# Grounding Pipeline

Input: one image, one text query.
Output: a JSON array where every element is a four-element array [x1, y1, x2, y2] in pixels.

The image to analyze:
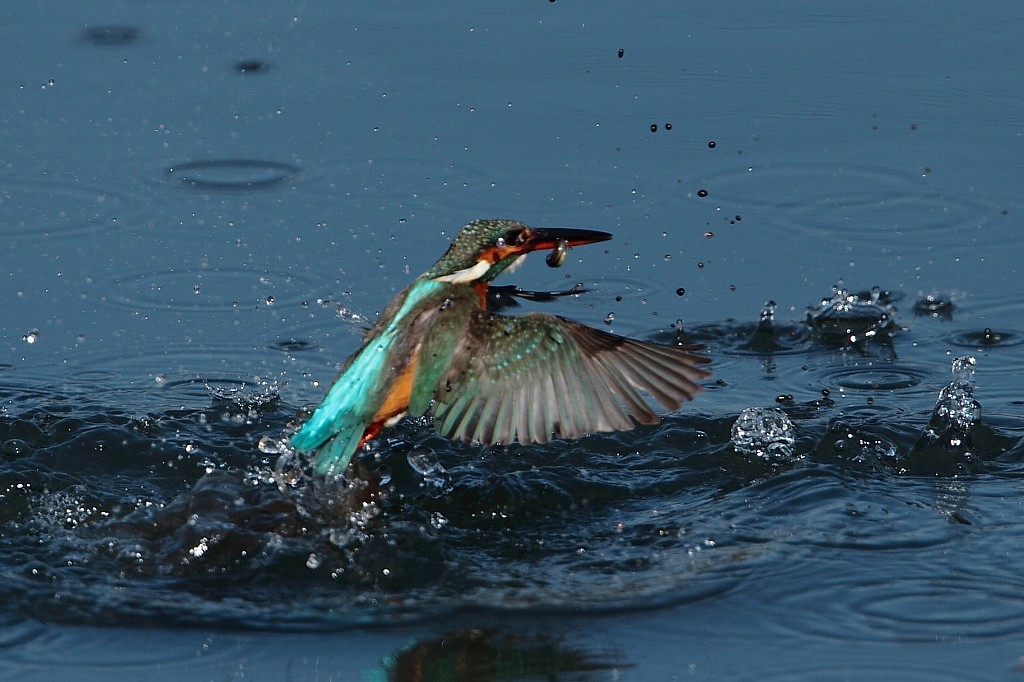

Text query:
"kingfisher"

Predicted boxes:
[[290, 219, 711, 476]]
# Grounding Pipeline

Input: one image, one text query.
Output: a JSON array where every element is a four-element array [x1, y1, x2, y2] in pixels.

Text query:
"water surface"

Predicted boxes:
[[2, 1, 1024, 680]]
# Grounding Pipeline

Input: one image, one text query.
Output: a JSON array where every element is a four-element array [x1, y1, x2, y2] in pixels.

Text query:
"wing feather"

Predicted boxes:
[[428, 311, 710, 446]]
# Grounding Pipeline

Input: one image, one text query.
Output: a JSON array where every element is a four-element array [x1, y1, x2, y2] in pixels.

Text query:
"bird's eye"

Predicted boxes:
[[496, 229, 527, 249], [506, 229, 528, 246]]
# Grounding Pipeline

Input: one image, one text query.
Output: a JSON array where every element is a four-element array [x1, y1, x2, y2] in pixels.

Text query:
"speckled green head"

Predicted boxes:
[[424, 219, 612, 284]]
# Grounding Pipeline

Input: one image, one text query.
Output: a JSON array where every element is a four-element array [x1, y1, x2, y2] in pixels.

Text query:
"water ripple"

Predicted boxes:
[[760, 558, 1024, 645], [689, 162, 1002, 248], [164, 159, 301, 192], [102, 267, 314, 313], [945, 328, 1024, 350], [817, 364, 932, 393], [0, 177, 139, 241]]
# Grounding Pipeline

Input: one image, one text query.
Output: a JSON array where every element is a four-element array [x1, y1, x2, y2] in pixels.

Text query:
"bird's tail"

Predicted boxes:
[[291, 422, 364, 477]]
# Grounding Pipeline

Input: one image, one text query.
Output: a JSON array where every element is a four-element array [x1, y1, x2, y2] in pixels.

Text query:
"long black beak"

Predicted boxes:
[[525, 227, 613, 252]]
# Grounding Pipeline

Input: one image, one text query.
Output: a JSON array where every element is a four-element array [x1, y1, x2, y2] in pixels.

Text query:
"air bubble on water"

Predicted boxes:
[[22, 329, 39, 344], [731, 407, 796, 460], [306, 553, 321, 569], [154, 373, 168, 386], [603, 312, 615, 325]]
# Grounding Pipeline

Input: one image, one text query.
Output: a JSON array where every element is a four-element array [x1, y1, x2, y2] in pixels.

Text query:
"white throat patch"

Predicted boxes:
[[434, 253, 527, 284], [433, 258, 492, 284]]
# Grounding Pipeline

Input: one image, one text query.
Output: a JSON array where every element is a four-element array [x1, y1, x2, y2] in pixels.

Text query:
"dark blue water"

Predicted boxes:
[[3, 2, 1024, 679]]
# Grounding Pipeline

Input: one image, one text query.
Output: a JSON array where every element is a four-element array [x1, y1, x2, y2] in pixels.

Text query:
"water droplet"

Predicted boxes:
[[617, 48, 624, 58], [675, 288, 685, 296], [603, 312, 615, 325], [697, 189, 709, 198], [707, 141, 716, 148], [650, 124, 658, 132]]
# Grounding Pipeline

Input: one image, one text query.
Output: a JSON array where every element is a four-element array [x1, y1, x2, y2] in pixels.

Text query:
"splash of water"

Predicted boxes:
[[731, 407, 796, 460], [806, 283, 898, 345], [933, 356, 979, 432], [739, 300, 792, 352], [906, 355, 985, 473], [407, 450, 453, 497]]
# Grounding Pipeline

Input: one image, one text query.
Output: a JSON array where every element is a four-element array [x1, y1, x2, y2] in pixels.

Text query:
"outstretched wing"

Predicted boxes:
[[423, 311, 711, 446]]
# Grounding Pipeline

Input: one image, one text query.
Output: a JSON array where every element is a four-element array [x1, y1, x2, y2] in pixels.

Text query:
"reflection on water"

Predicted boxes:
[[372, 629, 624, 682]]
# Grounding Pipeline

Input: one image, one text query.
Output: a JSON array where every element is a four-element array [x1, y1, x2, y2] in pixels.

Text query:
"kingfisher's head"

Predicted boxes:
[[425, 219, 612, 284]]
